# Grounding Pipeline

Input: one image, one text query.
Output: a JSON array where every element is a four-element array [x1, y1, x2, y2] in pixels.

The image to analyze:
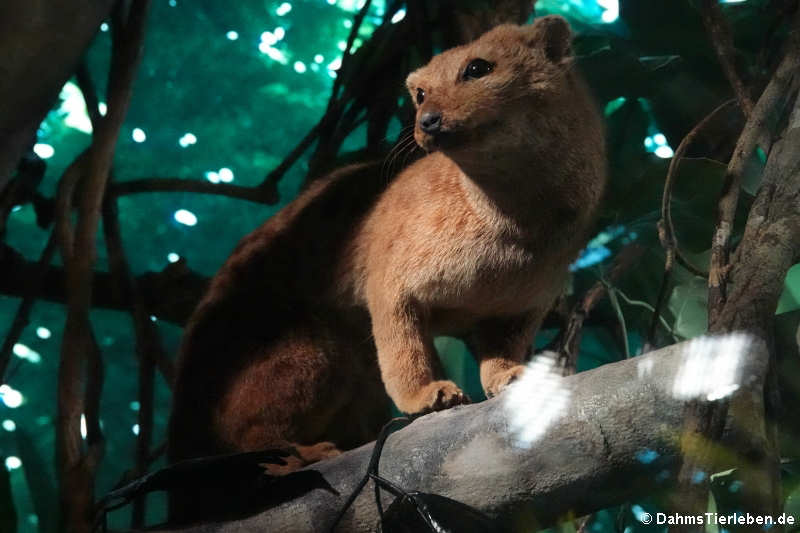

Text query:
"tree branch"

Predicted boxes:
[[650, 99, 736, 348], [680, 10, 800, 521], [0, 243, 207, 326], [707, 9, 800, 326], [110, 177, 276, 204], [56, 1, 152, 531], [0, 232, 57, 382], [147, 337, 769, 532], [700, 0, 754, 116], [556, 244, 644, 375]]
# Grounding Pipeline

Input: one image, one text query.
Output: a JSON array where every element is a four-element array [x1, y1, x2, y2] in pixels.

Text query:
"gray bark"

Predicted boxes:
[[156, 337, 769, 532]]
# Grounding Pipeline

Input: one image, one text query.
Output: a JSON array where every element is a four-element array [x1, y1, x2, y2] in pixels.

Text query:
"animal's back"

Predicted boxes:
[[167, 161, 393, 470]]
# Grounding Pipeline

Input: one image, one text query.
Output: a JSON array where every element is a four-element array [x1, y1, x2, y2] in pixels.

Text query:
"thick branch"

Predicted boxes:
[[151, 338, 769, 532], [713, 85, 800, 337], [0, 244, 207, 326], [707, 10, 800, 325], [57, 2, 152, 531]]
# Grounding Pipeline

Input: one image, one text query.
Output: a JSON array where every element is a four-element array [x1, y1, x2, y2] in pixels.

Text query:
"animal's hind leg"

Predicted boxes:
[[215, 325, 356, 461], [265, 441, 343, 475]]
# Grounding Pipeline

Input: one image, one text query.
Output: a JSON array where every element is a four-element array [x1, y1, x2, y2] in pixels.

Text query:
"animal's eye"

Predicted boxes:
[[416, 88, 425, 105], [463, 59, 494, 80]]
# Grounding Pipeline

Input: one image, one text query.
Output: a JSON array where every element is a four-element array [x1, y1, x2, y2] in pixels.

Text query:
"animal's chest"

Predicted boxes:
[[418, 234, 557, 318]]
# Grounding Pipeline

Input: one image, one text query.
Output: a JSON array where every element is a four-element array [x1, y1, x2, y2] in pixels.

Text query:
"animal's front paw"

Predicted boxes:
[[404, 380, 470, 414], [483, 364, 526, 398]]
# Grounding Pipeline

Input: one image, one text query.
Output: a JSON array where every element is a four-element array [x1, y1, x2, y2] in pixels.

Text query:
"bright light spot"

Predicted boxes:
[[28, 515, 38, 526], [327, 0, 336, 4], [328, 57, 342, 71], [259, 42, 288, 64], [274, 27, 286, 40], [672, 333, 750, 401], [33, 143, 54, 159], [98, 102, 107, 116], [174, 209, 197, 226], [132, 424, 140, 435], [130, 401, 140, 411], [314, 54, 324, 63], [653, 133, 667, 146], [261, 31, 278, 45], [132, 128, 146, 143], [169, 0, 177, 6], [655, 145, 674, 159], [344, 20, 353, 28], [12, 344, 29, 357], [167, 252, 180, 263], [636, 357, 654, 379], [100, 22, 109, 32], [59, 81, 93, 133], [226, 30, 239, 40], [721, 0, 747, 3], [2, 420, 16, 432], [218, 167, 234, 182], [337, 40, 347, 51], [5, 457, 21, 471], [391, 8, 406, 23], [205, 171, 220, 183], [644, 136, 654, 149], [178, 132, 197, 148], [80, 414, 87, 439], [504, 353, 571, 447], [276, 2, 292, 15], [0, 385, 23, 408], [13, 343, 41, 364], [294, 61, 307, 73], [11, 205, 21, 212], [597, 0, 619, 23], [150, 315, 158, 322], [36, 327, 51, 339]]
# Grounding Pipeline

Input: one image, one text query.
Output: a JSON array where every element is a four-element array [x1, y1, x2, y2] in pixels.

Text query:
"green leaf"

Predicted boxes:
[[668, 276, 708, 340], [776, 264, 800, 315]]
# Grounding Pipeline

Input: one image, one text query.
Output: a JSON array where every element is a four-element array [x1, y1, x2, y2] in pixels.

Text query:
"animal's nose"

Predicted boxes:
[[419, 111, 442, 134]]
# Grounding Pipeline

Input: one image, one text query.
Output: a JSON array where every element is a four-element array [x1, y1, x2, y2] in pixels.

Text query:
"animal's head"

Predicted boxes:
[[405, 15, 575, 157]]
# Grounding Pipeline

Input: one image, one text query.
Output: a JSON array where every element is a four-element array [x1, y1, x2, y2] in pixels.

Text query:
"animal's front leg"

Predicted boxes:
[[370, 297, 469, 414], [468, 311, 543, 398]]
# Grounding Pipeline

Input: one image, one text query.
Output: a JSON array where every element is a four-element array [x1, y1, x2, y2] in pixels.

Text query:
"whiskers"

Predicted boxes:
[[381, 125, 420, 182]]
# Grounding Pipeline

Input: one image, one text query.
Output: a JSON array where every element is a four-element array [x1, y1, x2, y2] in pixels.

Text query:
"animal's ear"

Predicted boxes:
[[526, 15, 572, 64]]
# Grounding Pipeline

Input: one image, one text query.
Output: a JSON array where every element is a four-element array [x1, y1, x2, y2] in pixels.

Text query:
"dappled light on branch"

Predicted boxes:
[[503, 353, 572, 448], [671, 333, 751, 401]]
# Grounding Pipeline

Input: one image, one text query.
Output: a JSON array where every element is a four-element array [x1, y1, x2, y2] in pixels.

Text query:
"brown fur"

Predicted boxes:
[[167, 16, 605, 523]]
